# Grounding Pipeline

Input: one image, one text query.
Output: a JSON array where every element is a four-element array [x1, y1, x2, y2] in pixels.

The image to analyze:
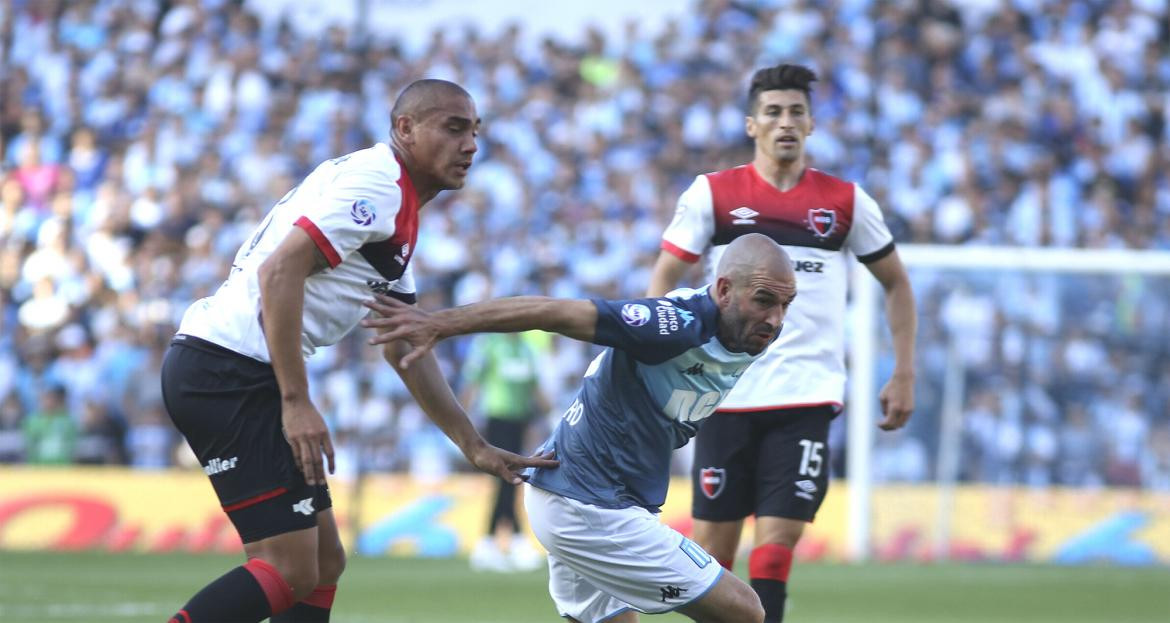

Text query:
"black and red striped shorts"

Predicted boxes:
[[161, 335, 332, 543]]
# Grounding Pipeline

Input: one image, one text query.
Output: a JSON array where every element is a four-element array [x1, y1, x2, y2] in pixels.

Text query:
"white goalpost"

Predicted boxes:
[[845, 243, 1170, 562]]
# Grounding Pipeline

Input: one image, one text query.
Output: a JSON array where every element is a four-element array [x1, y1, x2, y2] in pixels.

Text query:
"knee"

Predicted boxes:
[[268, 557, 320, 601], [733, 589, 765, 623], [317, 541, 347, 585]]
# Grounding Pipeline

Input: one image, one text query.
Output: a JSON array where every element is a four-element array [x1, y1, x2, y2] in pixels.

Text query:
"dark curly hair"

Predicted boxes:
[[748, 64, 818, 113]]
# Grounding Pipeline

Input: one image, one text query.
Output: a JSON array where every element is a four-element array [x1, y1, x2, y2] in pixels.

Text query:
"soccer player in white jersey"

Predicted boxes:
[[364, 233, 794, 623], [646, 64, 918, 622], [160, 80, 557, 623]]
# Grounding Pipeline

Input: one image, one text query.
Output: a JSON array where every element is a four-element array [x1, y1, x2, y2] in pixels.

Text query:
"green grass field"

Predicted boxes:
[[0, 551, 1166, 622]]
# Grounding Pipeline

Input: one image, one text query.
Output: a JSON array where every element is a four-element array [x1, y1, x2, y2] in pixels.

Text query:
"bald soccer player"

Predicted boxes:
[[161, 79, 557, 623], [362, 234, 796, 623]]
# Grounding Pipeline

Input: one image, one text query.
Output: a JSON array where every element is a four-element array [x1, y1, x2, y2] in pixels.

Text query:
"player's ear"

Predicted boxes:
[[394, 115, 415, 145], [714, 276, 733, 306], [745, 115, 757, 140]]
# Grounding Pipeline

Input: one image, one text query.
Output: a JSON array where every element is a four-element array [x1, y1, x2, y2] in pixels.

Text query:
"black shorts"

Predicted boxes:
[[691, 405, 835, 523], [161, 335, 332, 543], [484, 417, 529, 454]]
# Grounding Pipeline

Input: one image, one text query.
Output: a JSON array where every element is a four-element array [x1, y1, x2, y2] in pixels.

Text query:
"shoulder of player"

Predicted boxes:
[[702, 164, 753, 186], [323, 149, 407, 205], [661, 287, 718, 332], [804, 168, 865, 209]]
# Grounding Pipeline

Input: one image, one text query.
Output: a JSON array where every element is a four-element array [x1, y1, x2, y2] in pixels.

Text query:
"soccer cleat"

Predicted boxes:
[[509, 539, 546, 572], [469, 537, 512, 573]]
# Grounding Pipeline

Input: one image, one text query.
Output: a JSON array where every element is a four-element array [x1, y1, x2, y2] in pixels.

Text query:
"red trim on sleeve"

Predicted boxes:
[[661, 240, 701, 263], [294, 216, 342, 268], [222, 487, 289, 513]]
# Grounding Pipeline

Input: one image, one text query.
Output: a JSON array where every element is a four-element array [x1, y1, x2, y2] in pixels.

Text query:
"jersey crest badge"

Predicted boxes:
[[729, 206, 759, 225], [621, 304, 651, 327], [807, 208, 836, 238], [699, 467, 725, 499], [351, 199, 375, 226]]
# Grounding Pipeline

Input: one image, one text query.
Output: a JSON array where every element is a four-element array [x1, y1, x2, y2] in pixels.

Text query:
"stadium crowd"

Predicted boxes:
[[1, 0, 1168, 491]]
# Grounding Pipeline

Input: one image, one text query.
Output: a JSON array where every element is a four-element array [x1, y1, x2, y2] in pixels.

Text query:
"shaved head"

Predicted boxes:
[[712, 233, 797, 355], [388, 79, 479, 200], [716, 233, 794, 284], [391, 79, 473, 125]]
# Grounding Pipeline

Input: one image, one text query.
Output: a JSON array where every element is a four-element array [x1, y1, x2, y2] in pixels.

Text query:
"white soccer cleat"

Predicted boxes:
[[469, 537, 512, 573], [509, 539, 546, 572]]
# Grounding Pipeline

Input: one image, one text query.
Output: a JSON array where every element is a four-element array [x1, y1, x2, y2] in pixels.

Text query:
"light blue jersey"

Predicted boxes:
[[528, 287, 764, 512]]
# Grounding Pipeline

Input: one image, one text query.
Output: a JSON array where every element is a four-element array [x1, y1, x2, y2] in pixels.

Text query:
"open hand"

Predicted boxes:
[[361, 295, 442, 368], [281, 399, 335, 485], [465, 442, 558, 485]]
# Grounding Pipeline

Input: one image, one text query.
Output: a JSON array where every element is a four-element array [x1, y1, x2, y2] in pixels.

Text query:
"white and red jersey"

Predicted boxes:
[[660, 164, 894, 411], [178, 142, 420, 362]]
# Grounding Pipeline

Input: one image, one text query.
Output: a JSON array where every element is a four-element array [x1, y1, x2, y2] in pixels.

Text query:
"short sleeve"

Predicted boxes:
[[845, 184, 896, 264], [591, 296, 706, 363], [660, 176, 715, 263], [293, 170, 400, 268]]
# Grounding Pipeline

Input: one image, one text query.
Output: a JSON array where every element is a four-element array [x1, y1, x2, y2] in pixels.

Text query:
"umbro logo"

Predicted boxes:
[[681, 363, 704, 376], [795, 479, 817, 500], [292, 497, 315, 515], [729, 206, 758, 225]]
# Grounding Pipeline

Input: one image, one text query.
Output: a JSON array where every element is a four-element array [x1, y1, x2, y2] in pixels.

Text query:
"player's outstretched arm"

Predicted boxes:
[[381, 335, 558, 483], [362, 294, 597, 368], [865, 249, 917, 431], [646, 250, 692, 297]]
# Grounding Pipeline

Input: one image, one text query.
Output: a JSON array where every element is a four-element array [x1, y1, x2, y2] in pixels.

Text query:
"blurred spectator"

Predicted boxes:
[[0, 392, 25, 463], [23, 385, 75, 465], [74, 399, 128, 465]]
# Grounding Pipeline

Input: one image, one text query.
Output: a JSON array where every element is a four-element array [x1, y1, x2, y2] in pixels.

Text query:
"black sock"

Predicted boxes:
[[168, 566, 273, 623], [751, 578, 788, 623], [270, 603, 330, 622]]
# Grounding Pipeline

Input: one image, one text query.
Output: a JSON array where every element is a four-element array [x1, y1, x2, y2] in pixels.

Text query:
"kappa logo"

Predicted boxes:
[[677, 309, 694, 328], [659, 585, 688, 603], [351, 198, 375, 226], [807, 208, 836, 238], [729, 206, 759, 225], [681, 363, 705, 376], [621, 303, 651, 327], [699, 467, 725, 499], [292, 497, 315, 516]]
